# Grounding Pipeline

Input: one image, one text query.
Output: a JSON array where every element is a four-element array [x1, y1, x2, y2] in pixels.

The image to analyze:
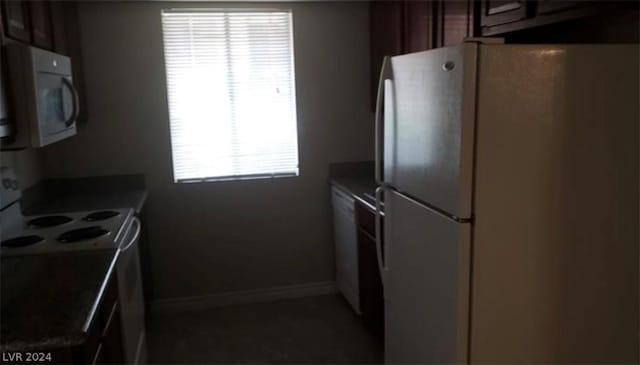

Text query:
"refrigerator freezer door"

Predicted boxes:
[[384, 189, 471, 364], [384, 44, 477, 219]]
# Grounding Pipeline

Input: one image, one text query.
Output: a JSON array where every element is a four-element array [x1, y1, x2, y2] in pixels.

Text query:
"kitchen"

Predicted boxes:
[[0, 1, 638, 364]]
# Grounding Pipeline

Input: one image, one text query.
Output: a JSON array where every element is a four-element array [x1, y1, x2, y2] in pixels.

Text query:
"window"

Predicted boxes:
[[161, 9, 299, 182]]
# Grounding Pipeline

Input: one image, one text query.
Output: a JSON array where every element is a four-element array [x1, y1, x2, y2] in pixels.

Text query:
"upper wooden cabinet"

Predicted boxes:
[[367, 0, 635, 107], [370, 1, 404, 108], [479, 1, 638, 37], [2, 0, 30, 42], [370, 1, 404, 56], [480, 0, 529, 27], [369, 0, 475, 109], [49, 1, 67, 54], [369, 0, 477, 109], [435, 0, 475, 47], [535, 0, 583, 15], [48, 1, 88, 123], [0, 0, 88, 132], [403, 1, 434, 53], [28, 1, 53, 50], [1, 0, 78, 52], [2, 0, 55, 50]]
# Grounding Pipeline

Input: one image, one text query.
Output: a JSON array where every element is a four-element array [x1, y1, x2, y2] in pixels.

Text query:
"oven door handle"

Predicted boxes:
[[120, 217, 141, 252], [62, 77, 80, 127]]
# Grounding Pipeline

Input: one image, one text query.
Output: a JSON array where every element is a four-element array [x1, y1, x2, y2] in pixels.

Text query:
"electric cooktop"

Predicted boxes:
[[0, 206, 133, 257]]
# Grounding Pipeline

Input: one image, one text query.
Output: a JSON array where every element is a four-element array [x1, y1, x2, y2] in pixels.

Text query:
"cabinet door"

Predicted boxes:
[[404, 1, 434, 53], [78, 277, 124, 364], [49, 1, 67, 55], [48, 2, 87, 123], [436, 0, 475, 47], [357, 208, 384, 339], [2, 0, 30, 42], [65, 2, 87, 123], [370, 1, 404, 109], [535, 0, 583, 15], [481, 0, 528, 27], [99, 304, 124, 364], [28, 1, 52, 49]]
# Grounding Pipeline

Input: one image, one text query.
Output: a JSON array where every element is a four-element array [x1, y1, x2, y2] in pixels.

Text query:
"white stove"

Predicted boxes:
[[0, 167, 147, 364], [0, 167, 134, 257]]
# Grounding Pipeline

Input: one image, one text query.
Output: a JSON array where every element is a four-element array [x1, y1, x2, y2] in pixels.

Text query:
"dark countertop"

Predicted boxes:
[[0, 249, 119, 351], [23, 189, 147, 216], [22, 174, 147, 215], [330, 176, 380, 213]]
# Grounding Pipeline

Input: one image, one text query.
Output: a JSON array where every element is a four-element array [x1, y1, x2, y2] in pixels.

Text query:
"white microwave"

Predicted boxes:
[[3, 44, 78, 149]]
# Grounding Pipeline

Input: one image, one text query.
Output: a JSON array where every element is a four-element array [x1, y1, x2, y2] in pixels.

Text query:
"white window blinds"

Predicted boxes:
[[161, 9, 299, 182]]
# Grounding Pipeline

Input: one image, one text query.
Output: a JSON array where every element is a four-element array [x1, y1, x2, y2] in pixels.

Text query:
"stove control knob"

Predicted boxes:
[[2, 178, 18, 190]]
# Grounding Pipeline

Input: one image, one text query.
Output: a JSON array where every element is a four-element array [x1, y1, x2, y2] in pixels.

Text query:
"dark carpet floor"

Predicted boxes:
[[146, 294, 383, 364]]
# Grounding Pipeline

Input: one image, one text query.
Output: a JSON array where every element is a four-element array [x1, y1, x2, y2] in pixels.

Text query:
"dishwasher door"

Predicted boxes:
[[331, 186, 360, 314], [117, 217, 147, 364]]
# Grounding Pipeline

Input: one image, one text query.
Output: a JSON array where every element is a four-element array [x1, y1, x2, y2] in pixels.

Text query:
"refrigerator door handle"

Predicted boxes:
[[375, 56, 392, 186], [375, 186, 388, 287]]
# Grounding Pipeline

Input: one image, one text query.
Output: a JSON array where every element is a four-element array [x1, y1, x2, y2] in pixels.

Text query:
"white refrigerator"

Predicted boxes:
[[374, 40, 639, 364]]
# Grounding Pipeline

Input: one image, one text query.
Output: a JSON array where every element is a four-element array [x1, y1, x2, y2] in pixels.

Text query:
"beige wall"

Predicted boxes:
[[40, 1, 373, 300]]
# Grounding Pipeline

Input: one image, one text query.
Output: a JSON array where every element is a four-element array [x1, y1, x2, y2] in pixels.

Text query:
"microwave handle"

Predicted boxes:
[[62, 77, 80, 127]]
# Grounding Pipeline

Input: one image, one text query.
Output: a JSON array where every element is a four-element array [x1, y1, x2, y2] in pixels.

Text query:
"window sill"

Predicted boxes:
[[174, 172, 299, 184]]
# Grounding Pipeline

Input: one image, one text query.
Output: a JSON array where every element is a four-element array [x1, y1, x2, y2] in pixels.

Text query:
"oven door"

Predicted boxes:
[[116, 217, 147, 364]]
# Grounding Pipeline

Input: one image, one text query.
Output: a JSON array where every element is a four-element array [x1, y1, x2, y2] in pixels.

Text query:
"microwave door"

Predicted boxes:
[[36, 73, 69, 136], [36, 72, 78, 135]]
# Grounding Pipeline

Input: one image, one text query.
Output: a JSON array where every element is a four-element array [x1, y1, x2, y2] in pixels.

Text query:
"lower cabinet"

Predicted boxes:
[[45, 274, 124, 364], [355, 201, 384, 340], [331, 186, 385, 338], [74, 275, 124, 364]]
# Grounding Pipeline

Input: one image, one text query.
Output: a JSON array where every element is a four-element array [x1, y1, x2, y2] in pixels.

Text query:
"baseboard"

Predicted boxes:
[[150, 281, 337, 314]]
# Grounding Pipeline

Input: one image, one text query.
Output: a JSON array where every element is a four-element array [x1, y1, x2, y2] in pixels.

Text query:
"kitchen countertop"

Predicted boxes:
[[22, 175, 147, 215], [330, 176, 380, 212], [23, 189, 147, 216], [0, 249, 119, 351]]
